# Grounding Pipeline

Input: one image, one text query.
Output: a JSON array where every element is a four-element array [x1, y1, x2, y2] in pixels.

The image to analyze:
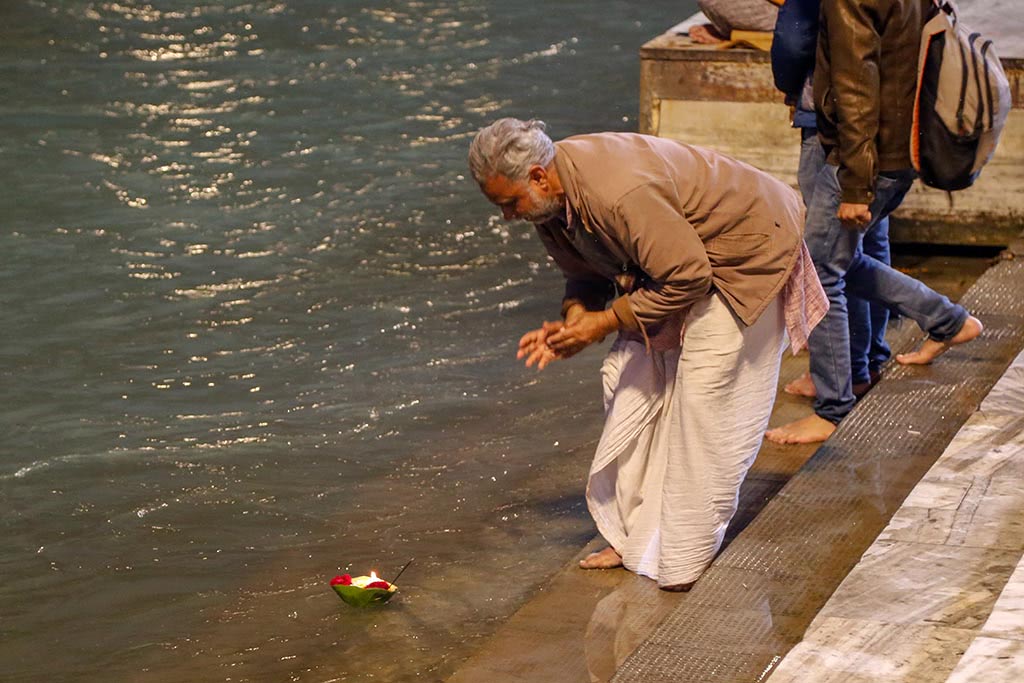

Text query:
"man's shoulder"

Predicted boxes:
[[557, 132, 655, 155], [557, 135, 772, 204], [556, 133, 691, 209], [556, 133, 701, 177]]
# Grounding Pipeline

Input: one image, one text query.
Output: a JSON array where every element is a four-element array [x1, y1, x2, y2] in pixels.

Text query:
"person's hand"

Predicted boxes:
[[837, 202, 871, 229], [546, 309, 619, 356], [541, 303, 590, 361], [517, 321, 563, 370]]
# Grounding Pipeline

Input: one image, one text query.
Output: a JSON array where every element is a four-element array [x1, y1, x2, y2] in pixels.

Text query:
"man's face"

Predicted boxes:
[[480, 171, 562, 223]]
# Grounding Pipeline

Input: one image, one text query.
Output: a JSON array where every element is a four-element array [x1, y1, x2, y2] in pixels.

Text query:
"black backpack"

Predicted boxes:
[[911, 0, 1011, 191]]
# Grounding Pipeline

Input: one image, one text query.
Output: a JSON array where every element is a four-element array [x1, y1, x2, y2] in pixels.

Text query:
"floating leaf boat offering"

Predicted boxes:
[[330, 571, 398, 607], [330, 559, 412, 607]]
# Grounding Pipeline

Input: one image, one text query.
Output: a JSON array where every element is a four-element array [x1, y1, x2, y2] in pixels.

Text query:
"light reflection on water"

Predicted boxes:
[[0, 1, 690, 680]]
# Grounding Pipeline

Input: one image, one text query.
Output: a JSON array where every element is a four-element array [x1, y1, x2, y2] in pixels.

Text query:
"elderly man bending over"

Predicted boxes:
[[468, 119, 826, 590]]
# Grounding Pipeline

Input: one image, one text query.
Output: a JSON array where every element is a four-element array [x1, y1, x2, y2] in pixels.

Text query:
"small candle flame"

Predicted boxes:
[[369, 571, 379, 581]]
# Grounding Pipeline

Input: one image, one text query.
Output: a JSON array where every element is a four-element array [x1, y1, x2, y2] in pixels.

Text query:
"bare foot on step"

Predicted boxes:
[[579, 547, 623, 569], [784, 373, 874, 399], [765, 414, 837, 444], [784, 372, 816, 397], [896, 316, 983, 365], [689, 24, 725, 44]]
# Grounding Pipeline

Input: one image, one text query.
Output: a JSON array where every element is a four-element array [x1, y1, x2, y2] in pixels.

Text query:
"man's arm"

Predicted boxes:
[[546, 182, 709, 355], [607, 182, 713, 334], [822, 0, 882, 204]]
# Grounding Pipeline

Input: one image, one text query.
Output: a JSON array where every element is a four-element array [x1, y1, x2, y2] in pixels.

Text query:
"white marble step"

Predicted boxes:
[[944, 556, 1024, 682]]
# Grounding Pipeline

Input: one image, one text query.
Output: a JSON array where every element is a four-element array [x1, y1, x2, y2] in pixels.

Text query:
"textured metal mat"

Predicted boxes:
[[613, 255, 1024, 683]]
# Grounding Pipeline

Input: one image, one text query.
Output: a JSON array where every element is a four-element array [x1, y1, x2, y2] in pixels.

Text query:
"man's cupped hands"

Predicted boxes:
[[516, 309, 620, 370]]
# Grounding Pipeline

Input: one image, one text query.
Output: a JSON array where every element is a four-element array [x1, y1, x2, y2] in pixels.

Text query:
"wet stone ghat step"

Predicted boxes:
[[444, 243, 1024, 683]]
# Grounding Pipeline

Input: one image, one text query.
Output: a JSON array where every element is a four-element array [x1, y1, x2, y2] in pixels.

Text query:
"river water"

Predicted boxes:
[[0, 1, 695, 681]]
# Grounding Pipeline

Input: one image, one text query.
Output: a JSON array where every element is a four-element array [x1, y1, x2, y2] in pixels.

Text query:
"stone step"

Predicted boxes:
[[765, 348, 1024, 683]]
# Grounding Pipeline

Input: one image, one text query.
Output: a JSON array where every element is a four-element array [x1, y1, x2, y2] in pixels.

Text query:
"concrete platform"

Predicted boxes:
[[445, 243, 1024, 682]]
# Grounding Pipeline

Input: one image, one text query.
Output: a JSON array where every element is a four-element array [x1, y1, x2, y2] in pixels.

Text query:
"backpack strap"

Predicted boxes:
[[980, 40, 996, 130], [967, 33, 986, 134], [955, 37, 969, 132]]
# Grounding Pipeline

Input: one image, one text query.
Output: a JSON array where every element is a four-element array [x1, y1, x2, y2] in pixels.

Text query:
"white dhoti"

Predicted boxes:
[[586, 292, 786, 587]]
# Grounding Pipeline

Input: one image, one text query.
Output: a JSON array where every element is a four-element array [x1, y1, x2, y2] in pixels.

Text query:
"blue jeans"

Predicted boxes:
[[798, 133, 891, 386], [804, 163, 969, 423]]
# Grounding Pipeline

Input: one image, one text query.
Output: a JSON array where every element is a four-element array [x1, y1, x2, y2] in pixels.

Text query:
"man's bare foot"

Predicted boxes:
[[765, 414, 837, 444], [896, 316, 983, 365], [784, 372, 816, 397], [690, 24, 725, 44], [785, 373, 876, 399], [579, 547, 623, 569], [660, 581, 696, 592]]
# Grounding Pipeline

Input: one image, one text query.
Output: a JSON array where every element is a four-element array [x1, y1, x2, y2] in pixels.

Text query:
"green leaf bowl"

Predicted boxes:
[[332, 582, 398, 607]]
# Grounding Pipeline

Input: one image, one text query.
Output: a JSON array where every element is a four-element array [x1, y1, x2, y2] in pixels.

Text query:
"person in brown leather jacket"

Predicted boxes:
[[816, 0, 922, 206], [766, 0, 983, 445]]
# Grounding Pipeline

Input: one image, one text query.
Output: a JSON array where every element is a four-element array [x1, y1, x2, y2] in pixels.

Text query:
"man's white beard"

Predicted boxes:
[[523, 185, 563, 223]]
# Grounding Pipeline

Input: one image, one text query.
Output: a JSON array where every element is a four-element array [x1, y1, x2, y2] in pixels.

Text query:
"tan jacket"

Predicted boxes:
[[534, 133, 804, 337], [815, 0, 925, 203]]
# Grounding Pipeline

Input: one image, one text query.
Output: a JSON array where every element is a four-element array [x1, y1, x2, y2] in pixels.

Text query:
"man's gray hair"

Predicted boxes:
[[468, 118, 555, 184]]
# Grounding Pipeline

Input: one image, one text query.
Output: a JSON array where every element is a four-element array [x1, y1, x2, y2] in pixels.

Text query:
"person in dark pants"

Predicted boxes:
[[766, 0, 983, 445], [770, 0, 892, 401]]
